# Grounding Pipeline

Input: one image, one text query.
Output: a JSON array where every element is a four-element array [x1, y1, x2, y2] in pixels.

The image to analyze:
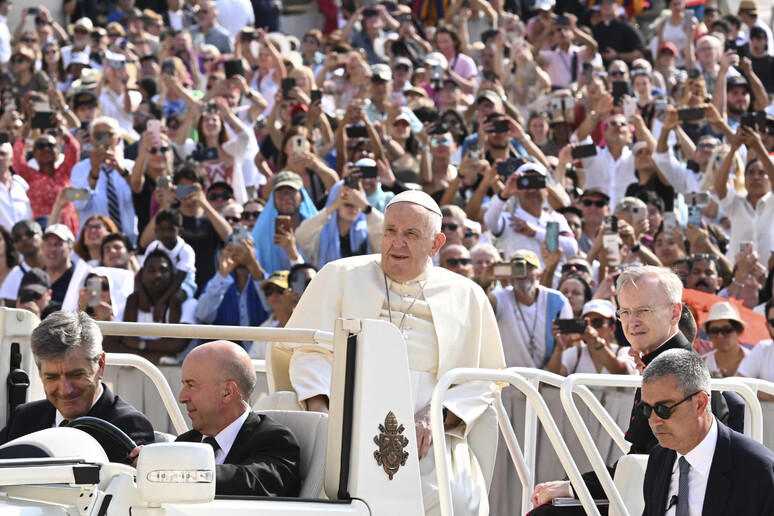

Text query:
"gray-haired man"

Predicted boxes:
[[0, 311, 154, 463]]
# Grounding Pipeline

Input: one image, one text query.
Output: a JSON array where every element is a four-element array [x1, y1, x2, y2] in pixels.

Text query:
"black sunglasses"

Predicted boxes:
[[225, 216, 241, 224], [561, 263, 590, 274], [441, 223, 459, 231], [445, 258, 471, 267], [13, 229, 37, 242], [242, 211, 261, 220], [207, 192, 233, 201], [707, 325, 736, 336], [149, 146, 170, 155], [582, 199, 607, 208], [635, 391, 701, 420], [35, 142, 57, 150]]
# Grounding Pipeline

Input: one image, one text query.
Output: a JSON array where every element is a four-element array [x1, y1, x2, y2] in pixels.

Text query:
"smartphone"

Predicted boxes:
[[95, 131, 110, 149], [430, 64, 443, 90], [192, 32, 205, 47], [224, 59, 244, 79], [488, 119, 510, 133], [687, 205, 703, 226], [87, 277, 102, 308], [291, 274, 311, 295], [517, 174, 547, 190], [345, 125, 369, 139], [654, 98, 668, 113], [28, 7, 40, 15], [175, 184, 197, 199], [556, 318, 588, 334], [232, 225, 250, 248], [603, 233, 621, 266], [290, 135, 306, 155], [630, 205, 646, 227], [546, 221, 559, 253], [739, 241, 753, 254], [18, 290, 38, 304], [582, 62, 593, 84], [468, 143, 481, 161], [684, 191, 710, 206], [724, 39, 738, 52], [498, 157, 522, 180], [359, 166, 378, 179], [64, 188, 90, 201], [343, 171, 362, 189], [147, 119, 161, 141], [684, 10, 694, 29], [282, 77, 297, 100], [275, 215, 292, 234], [678, 108, 704, 122], [604, 215, 618, 233], [0, 132, 8, 144], [571, 144, 597, 159], [310, 89, 322, 103], [612, 81, 630, 105], [204, 102, 219, 115], [623, 97, 637, 121], [741, 110, 766, 129], [161, 60, 176, 76], [108, 59, 126, 69], [157, 176, 171, 189], [493, 260, 527, 279], [662, 211, 678, 230], [31, 112, 56, 130]]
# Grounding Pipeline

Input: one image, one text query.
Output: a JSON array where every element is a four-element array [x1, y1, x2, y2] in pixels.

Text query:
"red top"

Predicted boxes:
[[13, 137, 80, 236]]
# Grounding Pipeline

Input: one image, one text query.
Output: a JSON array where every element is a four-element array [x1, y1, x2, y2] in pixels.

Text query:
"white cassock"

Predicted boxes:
[[285, 254, 505, 516]]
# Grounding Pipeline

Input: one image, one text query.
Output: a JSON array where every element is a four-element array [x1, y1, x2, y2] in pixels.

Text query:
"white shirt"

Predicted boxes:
[[652, 151, 704, 194], [215, 0, 254, 40], [578, 137, 637, 209], [144, 237, 197, 274], [167, 9, 184, 30], [540, 45, 592, 89], [53, 383, 104, 427], [738, 20, 774, 57], [0, 14, 11, 65], [665, 417, 718, 516], [207, 408, 250, 464], [97, 89, 143, 141], [0, 174, 31, 230], [716, 189, 774, 265], [737, 339, 774, 381]]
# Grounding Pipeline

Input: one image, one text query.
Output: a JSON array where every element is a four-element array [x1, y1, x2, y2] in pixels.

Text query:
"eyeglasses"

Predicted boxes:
[[13, 230, 38, 242], [242, 211, 261, 220], [202, 56, 216, 62], [430, 136, 452, 147], [607, 119, 627, 128], [441, 223, 459, 231], [74, 28, 90, 35], [207, 192, 233, 201], [444, 118, 460, 127], [445, 258, 472, 267], [167, 120, 181, 130], [609, 70, 625, 77], [561, 263, 590, 274], [149, 146, 170, 154], [225, 215, 241, 224], [616, 304, 670, 320], [589, 318, 610, 328], [84, 224, 106, 232], [690, 253, 718, 262], [34, 142, 56, 150], [582, 199, 607, 208], [10, 58, 28, 64], [636, 391, 701, 420], [264, 286, 286, 296], [707, 325, 736, 336]]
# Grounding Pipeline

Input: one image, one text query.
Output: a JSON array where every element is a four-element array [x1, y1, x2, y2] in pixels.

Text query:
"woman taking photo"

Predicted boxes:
[[73, 215, 119, 266], [40, 41, 67, 91], [273, 126, 338, 210], [419, 123, 458, 203], [130, 132, 175, 233]]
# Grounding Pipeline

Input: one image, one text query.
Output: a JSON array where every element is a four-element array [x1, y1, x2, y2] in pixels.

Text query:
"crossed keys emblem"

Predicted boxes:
[[373, 411, 409, 480]]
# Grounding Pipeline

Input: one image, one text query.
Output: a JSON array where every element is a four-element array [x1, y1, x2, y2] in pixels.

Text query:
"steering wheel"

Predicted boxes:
[[63, 416, 137, 457]]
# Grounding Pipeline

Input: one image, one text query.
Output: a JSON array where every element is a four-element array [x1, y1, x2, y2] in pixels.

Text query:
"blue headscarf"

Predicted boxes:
[[317, 181, 371, 268], [252, 187, 318, 274]]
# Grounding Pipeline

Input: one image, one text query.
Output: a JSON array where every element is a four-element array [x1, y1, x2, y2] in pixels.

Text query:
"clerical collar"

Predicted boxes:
[[54, 382, 104, 427], [640, 330, 682, 367]]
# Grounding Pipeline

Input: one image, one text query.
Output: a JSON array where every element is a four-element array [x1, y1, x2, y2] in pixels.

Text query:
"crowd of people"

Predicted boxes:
[[0, 0, 772, 383]]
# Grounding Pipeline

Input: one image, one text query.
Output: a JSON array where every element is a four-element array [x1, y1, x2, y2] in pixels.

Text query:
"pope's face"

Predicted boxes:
[[381, 202, 444, 282]]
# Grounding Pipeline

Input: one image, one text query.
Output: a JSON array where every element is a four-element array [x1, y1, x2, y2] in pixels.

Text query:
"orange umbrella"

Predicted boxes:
[[683, 288, 769, 347]]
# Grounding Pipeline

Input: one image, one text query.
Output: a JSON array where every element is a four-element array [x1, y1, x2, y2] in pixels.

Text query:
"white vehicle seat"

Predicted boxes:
[[0, 427, 109, 463], [266, 342, 295, 394], [609, 454, 648, 516], [256, 410, 328, 498]]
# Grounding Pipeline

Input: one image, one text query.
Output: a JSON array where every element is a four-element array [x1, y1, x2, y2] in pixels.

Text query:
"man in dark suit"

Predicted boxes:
[[0, 312, 154, 464], [529, 266, 731, 514], [133, 340, 301, 497], [642, 349, 774, 515]]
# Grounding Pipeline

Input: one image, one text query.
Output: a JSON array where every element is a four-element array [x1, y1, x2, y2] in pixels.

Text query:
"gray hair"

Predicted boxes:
[[617, 265, 683, 304], [89, 116, 120, 137], [470, 243, 501, 261], [613, 196, 647, 219], [441, 205, 466, 225], [31, 311, 103, 368], [221, 356, 256, 399], [642, 349, 711, 411]]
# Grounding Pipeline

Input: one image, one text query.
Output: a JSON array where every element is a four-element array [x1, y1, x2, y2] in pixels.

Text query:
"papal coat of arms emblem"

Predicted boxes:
[[373, 411, 409, 480]]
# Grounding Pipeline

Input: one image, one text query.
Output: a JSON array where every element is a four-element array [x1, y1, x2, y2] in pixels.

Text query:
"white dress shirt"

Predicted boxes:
[[652, 151, 704, 194], [167, 10, 184, 30], [206, 408, 250, 464], [716, 189, 774, 265], [0, 174, 31, 230], [578, 136, 637, 209], [665, 417, 718, 516], [0, 14, 11, 65], [53, 383, 104, 427]]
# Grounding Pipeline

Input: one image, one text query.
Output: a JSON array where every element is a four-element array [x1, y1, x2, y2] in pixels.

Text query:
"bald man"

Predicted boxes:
[[132, 340, 301, 496], [440, 244, 474, 279]]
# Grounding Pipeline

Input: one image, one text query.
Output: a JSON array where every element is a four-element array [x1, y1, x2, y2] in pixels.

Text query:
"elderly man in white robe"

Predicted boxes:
[[286, 190, 505, 516]]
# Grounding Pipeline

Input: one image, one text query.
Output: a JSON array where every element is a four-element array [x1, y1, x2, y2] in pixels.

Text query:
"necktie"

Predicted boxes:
[[104, 167, 123, 232], [59, 420, 69, 427], [202, 436, 220, 454], [676, 456, 690, 516]]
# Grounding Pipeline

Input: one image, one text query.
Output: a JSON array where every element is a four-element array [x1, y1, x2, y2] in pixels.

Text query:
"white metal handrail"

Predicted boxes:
[[560, 374, 764, 516], [430, 368, 601, 516], [105, 353, 188, 434]]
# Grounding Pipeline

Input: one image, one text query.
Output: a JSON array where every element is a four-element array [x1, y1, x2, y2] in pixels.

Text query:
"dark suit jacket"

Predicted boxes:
[[644, 421, 774, 516], [0, 383, 155, 464], [176, 412, 301, 497], [162, 8, 198, 30]]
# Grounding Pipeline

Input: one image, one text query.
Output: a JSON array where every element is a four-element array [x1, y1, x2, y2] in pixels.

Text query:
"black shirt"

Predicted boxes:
[[751, 54, 774, 94], [181, 215, 224, 297], [592, 19, 644, 64], [48, 264, 74, 305]]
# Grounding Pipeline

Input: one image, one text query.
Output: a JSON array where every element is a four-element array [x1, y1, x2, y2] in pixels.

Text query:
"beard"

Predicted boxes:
[[513, 278, 537, 295]]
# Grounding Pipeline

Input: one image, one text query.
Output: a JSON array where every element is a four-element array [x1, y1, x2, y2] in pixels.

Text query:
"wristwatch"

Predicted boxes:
[[364, 205, 373, 215]]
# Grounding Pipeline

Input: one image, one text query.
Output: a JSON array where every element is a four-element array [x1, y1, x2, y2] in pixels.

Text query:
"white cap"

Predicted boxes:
[[386, 190, 442, 217], [581, 299, 617, 320], [537, 0, 555, 10], [423, 51, 448, 70]]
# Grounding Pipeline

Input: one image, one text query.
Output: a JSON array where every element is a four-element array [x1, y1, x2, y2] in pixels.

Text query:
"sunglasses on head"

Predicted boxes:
[[14, 229, 37, 242], [445, 258, 471, 267], [207, 192, 233, 201], [582, 199, 607, 208], [34, 142, 56, 150], [441, 223, 459, 231], [242, 211, 261, 220], [149, 146, 170, 155], [561, 262, 590, 274], [635, 391, 701, 420], [690, 252, 718, 262], [707, 325, 736, 336]]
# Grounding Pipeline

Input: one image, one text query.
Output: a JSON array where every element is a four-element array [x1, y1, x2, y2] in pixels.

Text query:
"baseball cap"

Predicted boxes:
[[18, 268, 50, 296], [68, 52, 91, 68], [371, 63, 392, 82], [477, 90, 503, 108], [261, 270, 289, 292], [509, 250, 540, 268], [516, 162, 548, 177], [579, 187, 611, 201], [393, 112, 411, 125], [355, 158, 377, 168], [658, 42, 678, 55], [727, 75, 750, 92], [631, 140, 650, 154], [43, 224, 75, 244], [392, 57, 413, 71], [582, 299, 617, 319], [73, 17, 94, 31], [73, 90, 98, 110], [537, 0, 555, 10], [272, 171, 303, 191]]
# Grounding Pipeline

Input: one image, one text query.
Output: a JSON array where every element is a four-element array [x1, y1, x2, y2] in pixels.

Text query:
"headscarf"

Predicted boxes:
[[317, 181, 371, 268], [252, 186, 318, 274]]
